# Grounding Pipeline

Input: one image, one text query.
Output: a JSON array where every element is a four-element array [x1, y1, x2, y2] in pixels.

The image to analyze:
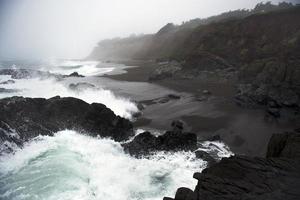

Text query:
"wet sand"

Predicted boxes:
[[104, 61, 296, 156]]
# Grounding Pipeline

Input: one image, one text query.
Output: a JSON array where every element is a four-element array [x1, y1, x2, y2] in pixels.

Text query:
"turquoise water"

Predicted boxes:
[[0, 131, 206, 200]]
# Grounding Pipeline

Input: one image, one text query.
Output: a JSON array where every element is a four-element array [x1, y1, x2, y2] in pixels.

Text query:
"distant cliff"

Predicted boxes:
[[89, 4, 300, 110], [88, 2, 297, 62]]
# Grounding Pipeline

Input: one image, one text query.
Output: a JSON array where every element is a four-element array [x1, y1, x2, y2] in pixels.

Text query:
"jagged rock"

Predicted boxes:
[[0, 80, 15, 84], [123, 131, 197, 156], [168, 94, 181, 99], [195, 150, 217, 167], [165, 132, 300, 200], [175, 188, 197, 200], [64, 72, 85, 78], [235, 83, 300, 109], [0, 96, 133, 152], [68, 82, 96, 91]]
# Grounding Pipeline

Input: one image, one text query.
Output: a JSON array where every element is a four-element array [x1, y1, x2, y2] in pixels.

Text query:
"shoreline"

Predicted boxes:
[[105, 60, 297, 156]]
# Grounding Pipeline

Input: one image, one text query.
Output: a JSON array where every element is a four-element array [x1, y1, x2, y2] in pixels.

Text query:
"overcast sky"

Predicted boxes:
[[0, 0, 298, 60]]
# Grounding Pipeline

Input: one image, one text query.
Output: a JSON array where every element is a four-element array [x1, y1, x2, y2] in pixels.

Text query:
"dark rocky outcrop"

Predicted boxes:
[[123, 131, 197, 157], [123, 120, 197, 156], [194, 150, 216, 167], [64, 72, 85, 78], [164, 132, 300, 200], [0, 96, 133, 152]]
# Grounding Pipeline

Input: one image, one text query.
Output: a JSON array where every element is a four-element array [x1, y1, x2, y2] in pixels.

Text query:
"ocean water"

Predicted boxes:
[[0, 60, 233, 200], [0, 60, 138, 119]]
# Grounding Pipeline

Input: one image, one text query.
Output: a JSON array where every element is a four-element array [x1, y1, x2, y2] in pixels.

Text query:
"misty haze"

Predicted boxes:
[[0, 1, 300, 200]]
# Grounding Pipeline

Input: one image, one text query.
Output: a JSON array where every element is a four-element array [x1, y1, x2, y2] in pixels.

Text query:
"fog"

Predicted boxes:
[[0, 0, 297, 60]]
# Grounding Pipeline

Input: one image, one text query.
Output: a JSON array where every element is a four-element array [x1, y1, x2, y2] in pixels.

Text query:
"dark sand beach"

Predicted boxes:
[[105, 61, 296, 156]]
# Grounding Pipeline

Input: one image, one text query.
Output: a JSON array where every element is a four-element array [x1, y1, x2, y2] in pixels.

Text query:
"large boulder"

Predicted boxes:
[[0, 96, 133, 152], [63, 72, 85, 78], [123, 131, 197, 156], [123, 120, 197, 156], [164, 132, 300, 200]]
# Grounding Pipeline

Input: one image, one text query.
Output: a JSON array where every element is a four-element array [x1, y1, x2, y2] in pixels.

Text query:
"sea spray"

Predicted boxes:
[[0, 130, 206, 200], [0, 76, 138, 119]]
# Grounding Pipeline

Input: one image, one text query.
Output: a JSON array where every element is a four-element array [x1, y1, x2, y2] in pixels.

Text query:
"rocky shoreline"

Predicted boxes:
[[164, 131, 300, 200], [0, 96, 133, 153], [0, 95, 299, 199]]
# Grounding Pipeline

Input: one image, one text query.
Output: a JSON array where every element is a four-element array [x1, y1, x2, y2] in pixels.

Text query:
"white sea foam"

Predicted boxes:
[[0, 130, 206, 200], [0, 60, 234, 200], [0, 75, 138, 119], [40, 60, 116, 76]]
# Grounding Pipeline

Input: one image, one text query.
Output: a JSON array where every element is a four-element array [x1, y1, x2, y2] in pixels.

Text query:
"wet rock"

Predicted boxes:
[[64, 72, 85, 78], [195, 150, 217, 167], [0, 96, 133, 150], [168, 94, 181, 99], [123, 130, 197, 157], [174, 187, 197, 200], [136, 102, 145, 110], [165, 132, 300, 200]]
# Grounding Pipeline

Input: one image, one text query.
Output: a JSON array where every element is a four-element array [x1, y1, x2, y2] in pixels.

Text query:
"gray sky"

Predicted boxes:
[[0, 0, 297, 60]]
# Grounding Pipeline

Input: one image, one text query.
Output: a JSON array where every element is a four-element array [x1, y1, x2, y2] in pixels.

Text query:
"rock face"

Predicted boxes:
[[0, 96, 133, 153], [164, 132, 300, 200]]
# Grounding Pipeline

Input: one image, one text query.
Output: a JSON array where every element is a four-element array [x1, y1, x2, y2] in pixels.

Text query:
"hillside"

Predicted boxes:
[[90, 4, 300, 109], [88, 2, 296, 61]]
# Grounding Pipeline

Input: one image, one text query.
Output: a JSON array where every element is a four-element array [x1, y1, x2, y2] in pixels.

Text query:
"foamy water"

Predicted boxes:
[[45, 60, 114, 76], [0, 60, 233, 200], [0, 130, 207, 200], [0, 60, 138, 119]]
